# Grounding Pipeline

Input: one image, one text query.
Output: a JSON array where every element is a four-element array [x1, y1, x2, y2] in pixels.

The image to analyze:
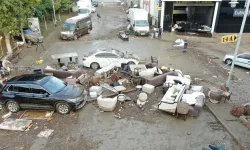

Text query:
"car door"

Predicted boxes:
[[8, 84, 34, 108], [107, 53, 121, 67], [236, 54, 249, 68], [94, 53, 112, 67], [29, 85, 54, 109]]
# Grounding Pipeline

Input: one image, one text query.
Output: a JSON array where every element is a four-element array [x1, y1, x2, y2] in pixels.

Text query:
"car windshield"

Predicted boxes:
[[135, 20, 148, 27], [62, 23, 75, 31], [79, 9, 89, 14], [23, 29, 33, 34], [42, 77, 67, 94], [113, 49, 124, 57]]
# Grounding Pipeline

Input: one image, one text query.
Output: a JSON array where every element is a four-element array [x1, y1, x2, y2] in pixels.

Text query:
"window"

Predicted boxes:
[[95, 53, 118, 58], [62, 23, 76, 31], [238, 54, 250, 60], [42, 76, 66, 94], [7, 85, 30, 93], [30, 85, 47, 95]]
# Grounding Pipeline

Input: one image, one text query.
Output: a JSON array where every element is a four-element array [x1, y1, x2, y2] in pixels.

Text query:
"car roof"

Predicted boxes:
[[7, 74, 48, 85], [65, 15, 89, 24]]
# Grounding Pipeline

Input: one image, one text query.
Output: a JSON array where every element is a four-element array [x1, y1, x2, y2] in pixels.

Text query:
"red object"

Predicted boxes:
[[82, 57, 87, 61]]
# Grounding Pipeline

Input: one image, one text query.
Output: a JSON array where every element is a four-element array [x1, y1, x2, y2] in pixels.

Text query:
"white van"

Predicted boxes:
[[77, 0, 91, 15], [127, 8, 149, 36]]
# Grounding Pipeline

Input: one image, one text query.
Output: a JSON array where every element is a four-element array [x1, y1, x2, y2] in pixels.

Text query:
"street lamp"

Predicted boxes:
[[226, 0, 250, 88]]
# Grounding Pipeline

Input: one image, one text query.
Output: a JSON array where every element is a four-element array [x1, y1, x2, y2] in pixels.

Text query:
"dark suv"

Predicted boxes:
[[0, 74, 87, 114]]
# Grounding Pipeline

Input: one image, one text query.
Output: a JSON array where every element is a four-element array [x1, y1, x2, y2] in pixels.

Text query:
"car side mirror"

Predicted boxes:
[[43, 93, 49, 97]]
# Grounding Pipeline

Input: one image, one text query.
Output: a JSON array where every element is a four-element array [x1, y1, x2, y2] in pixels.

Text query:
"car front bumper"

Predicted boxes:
[[60, 34, 74, 40], [70, 94, 87, 111]]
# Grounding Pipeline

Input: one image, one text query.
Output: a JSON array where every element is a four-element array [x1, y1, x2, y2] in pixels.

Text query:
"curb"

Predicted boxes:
[[205, 103, 245, 150]]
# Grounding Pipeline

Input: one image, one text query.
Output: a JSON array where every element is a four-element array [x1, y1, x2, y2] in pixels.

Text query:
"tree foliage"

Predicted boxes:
[[35, 0, 72, 20], [0, 0, 40, 35]]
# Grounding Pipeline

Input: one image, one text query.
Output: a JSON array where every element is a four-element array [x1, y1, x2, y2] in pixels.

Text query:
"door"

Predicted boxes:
[[79, 19, 87, 35], [7, 84, 34, 108], [29, 85, 54, 109], [163, 2, 173, 32], [106, 53, 121, 67], [236, 54, 250, 69], [75, 22, 81, 37], [94, 53, 112, 67]]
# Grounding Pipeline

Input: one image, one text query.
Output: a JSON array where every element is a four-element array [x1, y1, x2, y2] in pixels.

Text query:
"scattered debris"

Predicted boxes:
[[114, 114, 121, 119], [2, 112, 12, 119], [37, 129, 54, 138], [45, 111, 54, 118], [0, 119, 32, 131]]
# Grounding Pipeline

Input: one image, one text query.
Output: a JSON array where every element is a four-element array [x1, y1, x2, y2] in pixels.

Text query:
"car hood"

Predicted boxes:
[[56, 84, 84, 99]]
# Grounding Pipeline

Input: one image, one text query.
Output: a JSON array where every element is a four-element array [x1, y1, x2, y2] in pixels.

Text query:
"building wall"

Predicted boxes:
[[216, 1, 250, 33]]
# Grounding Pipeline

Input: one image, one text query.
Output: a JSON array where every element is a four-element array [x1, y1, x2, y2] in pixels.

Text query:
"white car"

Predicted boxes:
[[91, 6, 96, 13], [223, 52, 250, 69], [82, 48, 140, 69]]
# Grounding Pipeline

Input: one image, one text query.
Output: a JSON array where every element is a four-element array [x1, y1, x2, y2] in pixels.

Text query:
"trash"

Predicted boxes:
[[117, 94, 126, 102], [36, 59, 43, 65], [246, 72, 249, 74], [118, 31, 129, 41], [97, 95, 117, 111], [89, 86, 102, 95], [37, 129, 54, 138], [114, 114, 121, 119], [34, 126, 38, 130], [142, 84, 155, 94], [45, 111, 54, 118], [137, 93, 148, 107], [0, 118, 32, 131], [114, 86, 126, 93], [212, 75, 217, 78], [100, 82, 117, 93], [90, 92, 98, 99], [2, 112, 12, 119], [47, 117, 53, 121], [136, 85, 142, 91], [173, 39, 184, 47], [0, 104, 2, 110]]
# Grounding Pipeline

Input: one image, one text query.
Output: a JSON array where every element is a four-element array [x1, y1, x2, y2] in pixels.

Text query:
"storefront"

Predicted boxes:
[[215, 1, 250, 33], [160, 0, 221, 33]]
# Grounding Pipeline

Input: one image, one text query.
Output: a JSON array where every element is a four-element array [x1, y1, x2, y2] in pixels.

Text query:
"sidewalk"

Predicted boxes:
[[206, 102, 250, 150]]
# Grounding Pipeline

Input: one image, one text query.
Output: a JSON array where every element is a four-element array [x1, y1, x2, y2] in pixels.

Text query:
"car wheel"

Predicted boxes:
[[225, 59, 232, 65], [90, 62, 100, 69], [27, 39, 32, 45], [56, 103, 71, 114], [87, 28, 91, 34], [127, 61, 135, 65], [73, 35, 78, 40], [6, 100, 20, 113]]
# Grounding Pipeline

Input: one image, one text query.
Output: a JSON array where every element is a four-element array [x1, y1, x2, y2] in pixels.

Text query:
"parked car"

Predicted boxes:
[[92, 0, 98, 7], [0, 74, 87, 114], [223, 52, 250, 69], [13, 28, 44, 44], [82, 48, 140, 69], [60, 15, 92, 40], [91, 5, 96, 13]]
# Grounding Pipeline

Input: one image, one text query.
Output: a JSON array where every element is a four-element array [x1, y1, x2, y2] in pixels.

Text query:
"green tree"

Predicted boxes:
[[0, 0, 40, 54]]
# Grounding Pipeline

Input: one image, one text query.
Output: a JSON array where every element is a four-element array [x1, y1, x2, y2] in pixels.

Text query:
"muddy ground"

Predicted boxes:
[[1, 5, 250, 150]]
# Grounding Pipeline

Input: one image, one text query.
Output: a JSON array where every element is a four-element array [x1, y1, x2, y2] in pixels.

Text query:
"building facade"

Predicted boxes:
[[215, 0, 250, 33], [160, 0, 220, 33]]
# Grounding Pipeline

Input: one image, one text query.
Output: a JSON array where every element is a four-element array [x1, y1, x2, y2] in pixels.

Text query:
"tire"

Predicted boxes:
[[6, 100, 20, 113], [225, 59, 232, 65], [87, 28, 91, 34], [27, 39, 32, 45], [56, 102, 71, 114], [90, 62, 100, 69], [73, 34, 78, 40], [127, 61, 135, 65]]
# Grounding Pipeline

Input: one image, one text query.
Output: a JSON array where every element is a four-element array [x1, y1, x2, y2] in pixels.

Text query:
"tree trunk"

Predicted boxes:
[[44, 16, 48, 30], [4, 33, 12, 54], [58, 12, 61, 21], [21, 28, 26, 45]]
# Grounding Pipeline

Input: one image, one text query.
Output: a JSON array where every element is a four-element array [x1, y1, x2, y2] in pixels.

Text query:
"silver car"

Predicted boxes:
[[23, 28, 44, 44], [223, 52, 250, 69]]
